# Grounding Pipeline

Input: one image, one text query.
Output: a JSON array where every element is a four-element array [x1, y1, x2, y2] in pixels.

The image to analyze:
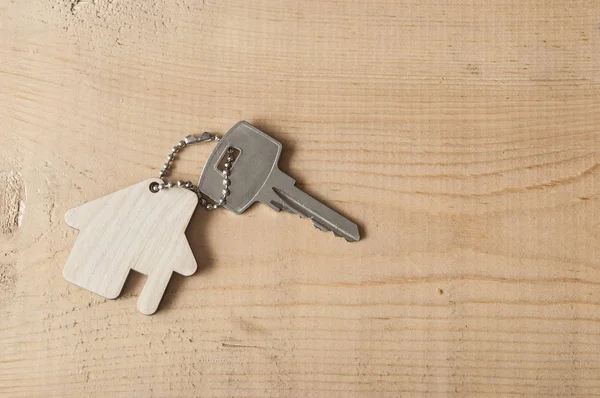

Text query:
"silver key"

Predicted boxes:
[[198, 121, 360, 242]]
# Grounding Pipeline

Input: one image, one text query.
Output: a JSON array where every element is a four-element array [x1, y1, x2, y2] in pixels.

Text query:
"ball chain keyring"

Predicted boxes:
[[149, 132, 236, 211]]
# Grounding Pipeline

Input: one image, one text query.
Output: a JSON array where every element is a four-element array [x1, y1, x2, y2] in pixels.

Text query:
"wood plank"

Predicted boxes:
[[1, 0, 599, 396]]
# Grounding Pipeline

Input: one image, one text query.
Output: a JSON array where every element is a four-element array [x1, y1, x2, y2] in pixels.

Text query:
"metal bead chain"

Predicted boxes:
[[151, 133, 235, 211], [198, 147, 235, 210]]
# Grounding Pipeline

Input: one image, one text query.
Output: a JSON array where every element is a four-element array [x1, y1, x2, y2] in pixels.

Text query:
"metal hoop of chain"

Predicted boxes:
[[149, 132, 235, 211]]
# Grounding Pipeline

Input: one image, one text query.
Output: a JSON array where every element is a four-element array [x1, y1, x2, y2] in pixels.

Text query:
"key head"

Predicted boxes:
[[198, 121, 284, 213]]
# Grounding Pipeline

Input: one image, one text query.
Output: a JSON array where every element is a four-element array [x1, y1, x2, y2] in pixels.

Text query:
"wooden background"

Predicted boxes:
[[1, 0, 599, 396]]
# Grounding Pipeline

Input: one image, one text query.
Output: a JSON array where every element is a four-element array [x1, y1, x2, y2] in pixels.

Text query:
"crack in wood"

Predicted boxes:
[[0, 171, 24, 234]]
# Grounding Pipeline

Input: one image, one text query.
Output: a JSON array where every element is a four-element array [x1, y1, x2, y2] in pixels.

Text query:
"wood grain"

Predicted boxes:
[[1, 0, 599, 396]]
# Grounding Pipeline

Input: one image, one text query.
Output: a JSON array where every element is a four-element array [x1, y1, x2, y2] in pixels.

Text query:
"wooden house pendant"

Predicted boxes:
[[62, 178, 198, 315]]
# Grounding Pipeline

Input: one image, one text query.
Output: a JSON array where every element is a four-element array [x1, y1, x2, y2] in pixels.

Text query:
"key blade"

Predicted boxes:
[[269, 184, 360, 242]]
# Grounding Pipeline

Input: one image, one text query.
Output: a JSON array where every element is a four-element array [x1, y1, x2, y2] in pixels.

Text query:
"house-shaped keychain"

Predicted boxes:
[[62, 178, 198, 315]]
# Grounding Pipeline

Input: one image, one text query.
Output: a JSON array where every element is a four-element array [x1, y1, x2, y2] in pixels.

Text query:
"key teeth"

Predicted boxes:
[[272, 198, 359, 241], [269, 201, 284, 212], [303, 209, 356, 241], [312, 220, 329, 232], [333, 230, 354, 242], [270, 200, 297, 215], [314, 220, 357, 241], [288, 202, 342, 236]]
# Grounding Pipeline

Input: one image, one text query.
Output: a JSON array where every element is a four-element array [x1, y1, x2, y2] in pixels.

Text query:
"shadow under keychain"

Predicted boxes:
[[63, 121, 360, 315]]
